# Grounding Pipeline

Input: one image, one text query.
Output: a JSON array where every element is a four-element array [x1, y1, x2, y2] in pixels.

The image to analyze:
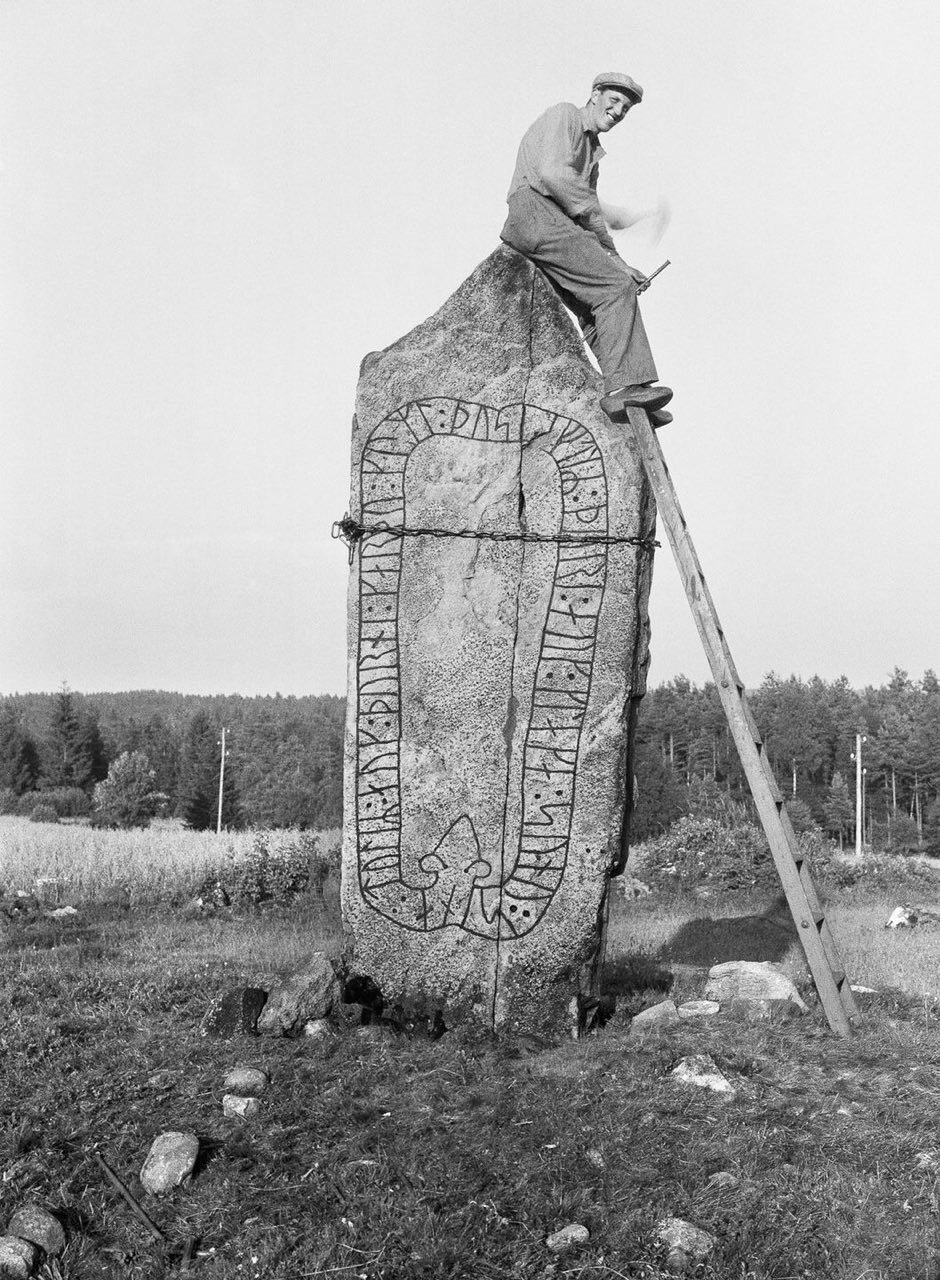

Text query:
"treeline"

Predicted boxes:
[[3, 669, 939, 846], [0, 688, 343, 829], [632, 668, 940, 853]]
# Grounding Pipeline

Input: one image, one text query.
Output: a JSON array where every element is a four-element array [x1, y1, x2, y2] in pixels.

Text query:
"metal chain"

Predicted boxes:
[[331, 514, 659, 563]]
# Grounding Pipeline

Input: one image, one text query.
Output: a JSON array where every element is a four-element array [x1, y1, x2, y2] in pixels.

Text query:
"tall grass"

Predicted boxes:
[[0, 816, 340, 904]]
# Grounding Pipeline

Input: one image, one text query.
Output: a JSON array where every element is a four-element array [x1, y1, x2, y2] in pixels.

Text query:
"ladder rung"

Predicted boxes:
[[625, 405, 856, 1036]]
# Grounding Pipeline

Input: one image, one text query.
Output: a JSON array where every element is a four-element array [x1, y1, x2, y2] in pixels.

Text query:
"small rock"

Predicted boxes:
[[222, 1094, 261, 1120], [885, 906, 917, 929], [703, 960, 807, 1011], [257, 952, 340, 1036], [0, 1236, 37, 1278], [584, 1148, 605, 1170], [671, 1055, 735, 1095], [302, 1018, 335, 1039], [677, 999, 720, 1019], [6, 1202, 66, 1255], [45, 905, 78, 920], [654, 1217, 716, 1271], [546, 1223, 589, 1253], [200, 987, 268, 1038], [706, 1170, 738, 1190], [630, 999, 679, 1034], [850, 983, 879, 994], [222, 1066, 268, 1095], [140, 1132, 199, 1194], [619, 876, 652, 899]]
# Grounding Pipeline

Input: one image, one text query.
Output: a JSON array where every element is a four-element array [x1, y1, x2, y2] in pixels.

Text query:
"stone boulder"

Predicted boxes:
[[630, 999, 679, 1035], [0, 1237, 36, 1279], [703, 960, 807, 1012], [341, 245, 655, 1038], [140, 1132, 199, 1194], [257, 953, 340, 1036], [200, 987, 268, 1038], [6, 1203, 65, 1256]]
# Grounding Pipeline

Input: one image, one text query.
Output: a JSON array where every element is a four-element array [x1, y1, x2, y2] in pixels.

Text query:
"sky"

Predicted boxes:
[[1, 0, 938, 698]]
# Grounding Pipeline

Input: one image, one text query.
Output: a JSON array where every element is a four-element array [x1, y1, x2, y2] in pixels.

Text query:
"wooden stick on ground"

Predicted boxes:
[[92, 1151, 168, 1244]]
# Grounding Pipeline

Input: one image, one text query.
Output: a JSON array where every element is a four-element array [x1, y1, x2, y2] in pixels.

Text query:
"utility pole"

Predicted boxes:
[[851, 734, 866, 857], [217, 727, 227, 835]]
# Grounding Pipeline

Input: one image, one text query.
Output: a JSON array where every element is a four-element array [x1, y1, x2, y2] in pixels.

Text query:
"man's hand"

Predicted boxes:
[[600, 197, 671, 243], [608, 254, 649, 288]]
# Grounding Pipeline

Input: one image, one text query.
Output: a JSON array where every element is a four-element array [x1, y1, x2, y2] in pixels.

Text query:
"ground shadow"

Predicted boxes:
[[654, 894, 797, 969]]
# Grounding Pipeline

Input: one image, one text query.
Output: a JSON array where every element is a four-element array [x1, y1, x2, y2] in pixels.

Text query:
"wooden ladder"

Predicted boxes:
[[623, 406, 858, 1036]]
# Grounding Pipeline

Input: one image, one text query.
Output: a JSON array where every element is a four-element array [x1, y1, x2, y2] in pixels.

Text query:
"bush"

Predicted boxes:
[[639, 814, 773, 893], [810, 841, 938, 894], [29, 803, 60, 824], [17, 787, 90, 818], [92, 751, 163, 830], [0, 788, 18, 815], [196, 830, 339, 908], [869, 814, 921, 856]]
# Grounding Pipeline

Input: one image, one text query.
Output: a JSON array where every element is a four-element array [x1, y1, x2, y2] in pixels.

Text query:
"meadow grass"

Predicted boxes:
[[0, 816, 341, 904], [4, 833, 940, 1276]]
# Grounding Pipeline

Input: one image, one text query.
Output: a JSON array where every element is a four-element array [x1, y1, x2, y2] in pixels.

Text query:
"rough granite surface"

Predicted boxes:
[[341, 245, 655, 1038]]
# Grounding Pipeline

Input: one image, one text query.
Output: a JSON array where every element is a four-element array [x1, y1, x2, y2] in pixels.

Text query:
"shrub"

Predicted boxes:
[[17, 787, 90, 818], [29, 803, 60, 824], [810, 841, 938, 895], [869, 814, 921, 857], [196, 830, 339, 908], [639, 814, 773, 893], [0, 788, 18, 815], [92, 751, 163, 829]]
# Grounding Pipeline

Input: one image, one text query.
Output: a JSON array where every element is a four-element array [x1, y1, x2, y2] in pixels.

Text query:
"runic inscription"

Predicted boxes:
[[355, 398, 609, 940]]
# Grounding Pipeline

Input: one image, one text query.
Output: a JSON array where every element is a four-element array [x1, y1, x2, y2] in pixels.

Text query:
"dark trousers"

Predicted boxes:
[[500, 187, 657, 393]]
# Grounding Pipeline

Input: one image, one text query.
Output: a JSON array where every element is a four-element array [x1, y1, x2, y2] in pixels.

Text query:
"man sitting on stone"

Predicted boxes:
[[500, 72, 672, 425]]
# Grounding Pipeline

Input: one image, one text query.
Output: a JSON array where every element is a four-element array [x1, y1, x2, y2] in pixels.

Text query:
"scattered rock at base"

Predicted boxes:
[[201, 987, 268, 1038], [45, 905, 78, 920], [0, 1236, 37, 1279], [546, 1223, 589, 1254], [706, 1170, 739, 1191], [6, 1203, 66, 1255], [851, 983, 879, 995], [677, 999, 720, 1020], [257, 953, 340, 1037], [303, 1018, 335, 1039], [630, 1000, 679, 1035], [140, 1132, 199, 1194], [584, 1148, 605, 1170], [222, 1094, 261, 1120], [654, 1217, 716, 1272], [885, 906, 917, 929], [671, 1055, 735, 1095], [703, 961, 807, 1012], [222, 1066, 268, 1095]]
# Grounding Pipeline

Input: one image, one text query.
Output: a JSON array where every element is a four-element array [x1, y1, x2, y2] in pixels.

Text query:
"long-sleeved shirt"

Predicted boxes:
[[506, 101, 616, 252]]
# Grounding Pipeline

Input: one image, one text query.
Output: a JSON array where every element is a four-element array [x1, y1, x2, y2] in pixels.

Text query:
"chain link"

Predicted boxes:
[[331, 514, 658, 564]]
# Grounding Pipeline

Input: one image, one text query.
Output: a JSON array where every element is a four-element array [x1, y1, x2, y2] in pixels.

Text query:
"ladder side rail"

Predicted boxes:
[[625, 410, 857, 1033]]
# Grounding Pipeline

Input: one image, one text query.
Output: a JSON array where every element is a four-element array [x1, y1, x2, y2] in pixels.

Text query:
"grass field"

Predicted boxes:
[[3, 822, 940, 1277]]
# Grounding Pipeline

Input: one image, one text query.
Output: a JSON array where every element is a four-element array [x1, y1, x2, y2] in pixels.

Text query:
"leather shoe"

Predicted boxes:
[[600, 383, 673, 415]]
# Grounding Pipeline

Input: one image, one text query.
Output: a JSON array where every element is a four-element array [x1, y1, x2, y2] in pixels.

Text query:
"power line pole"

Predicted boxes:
[[851, 734, 866, 857], [217, 727, 227, 835]]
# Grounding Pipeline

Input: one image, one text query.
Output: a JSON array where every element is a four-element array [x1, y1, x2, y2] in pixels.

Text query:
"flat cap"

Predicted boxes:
[[592, 72, 643, 103]]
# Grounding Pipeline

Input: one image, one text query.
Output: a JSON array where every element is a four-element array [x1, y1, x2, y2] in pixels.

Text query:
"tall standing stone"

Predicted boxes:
[[340, 245, 655, 1038]]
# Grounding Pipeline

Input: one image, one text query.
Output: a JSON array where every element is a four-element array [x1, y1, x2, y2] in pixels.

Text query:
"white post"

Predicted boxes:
[[852, 734, 866, 857], [217, 727, 226, 835]]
